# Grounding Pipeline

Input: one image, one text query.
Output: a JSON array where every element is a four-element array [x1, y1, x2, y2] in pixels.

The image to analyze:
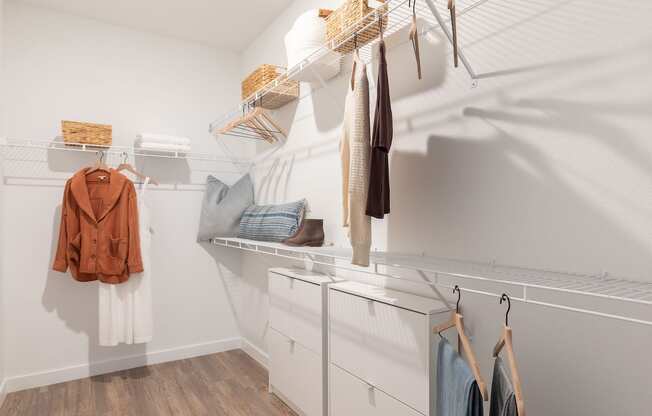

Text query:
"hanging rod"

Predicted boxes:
[[212, 237, 652, 327], [0, 139, 251, 165]]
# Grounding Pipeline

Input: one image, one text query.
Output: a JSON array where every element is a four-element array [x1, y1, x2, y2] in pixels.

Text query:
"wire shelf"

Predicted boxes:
[[212, 237, 652, 326], [0, 139, 250, 165], [210, 0, 481, 134]]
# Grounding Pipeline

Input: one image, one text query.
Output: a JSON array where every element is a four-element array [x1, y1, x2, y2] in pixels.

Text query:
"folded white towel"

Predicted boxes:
[[136, 142, 192, 153], [137, 133, 191, 146]]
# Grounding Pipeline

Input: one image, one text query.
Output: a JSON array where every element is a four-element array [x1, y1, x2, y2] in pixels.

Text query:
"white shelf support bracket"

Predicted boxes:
[[424, 0, 478, 85], [308, 66, 345, 112]]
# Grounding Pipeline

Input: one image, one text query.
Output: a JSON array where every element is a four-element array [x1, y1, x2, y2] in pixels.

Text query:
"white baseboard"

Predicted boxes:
[[240, 338, 269, 369], [0, 378, 7, 409], [4, 337, 241, 394]]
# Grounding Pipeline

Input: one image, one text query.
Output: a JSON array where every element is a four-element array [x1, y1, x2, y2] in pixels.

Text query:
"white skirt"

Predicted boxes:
[[99, 177, 153, 346], [99, 272, 152, 345]]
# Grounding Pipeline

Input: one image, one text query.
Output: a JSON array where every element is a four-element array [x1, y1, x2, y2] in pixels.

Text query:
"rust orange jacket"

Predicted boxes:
[[53, 168, 143, 284]]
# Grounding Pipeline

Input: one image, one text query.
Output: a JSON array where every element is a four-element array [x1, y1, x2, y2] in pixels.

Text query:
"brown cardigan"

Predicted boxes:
[[53, 168, 143, 284]]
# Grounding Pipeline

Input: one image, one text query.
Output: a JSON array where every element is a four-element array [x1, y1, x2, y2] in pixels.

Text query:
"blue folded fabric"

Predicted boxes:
[[435, 338, 484, 416], [238, 199, 306, 242]]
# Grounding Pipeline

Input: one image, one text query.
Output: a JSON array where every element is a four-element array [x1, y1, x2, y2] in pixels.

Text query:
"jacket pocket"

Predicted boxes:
[[67, 233, 82, 264], [109, 237, 128, 260]]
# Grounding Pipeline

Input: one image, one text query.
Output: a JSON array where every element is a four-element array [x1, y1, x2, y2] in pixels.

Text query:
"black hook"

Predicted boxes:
[[453, 285, 461, 313], [409, 0, 417, 15], [500, 293, 511, 326]]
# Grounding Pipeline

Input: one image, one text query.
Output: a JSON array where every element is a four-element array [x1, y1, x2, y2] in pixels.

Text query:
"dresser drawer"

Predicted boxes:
[[329, 289, 429, 414], [269, 328, 323, 416], [269, 272, 323, 355], [330, 364, 422, 416]]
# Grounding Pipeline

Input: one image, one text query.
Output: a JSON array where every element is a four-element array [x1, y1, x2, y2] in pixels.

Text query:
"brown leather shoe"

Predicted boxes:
[[283, 219, 325, 247]]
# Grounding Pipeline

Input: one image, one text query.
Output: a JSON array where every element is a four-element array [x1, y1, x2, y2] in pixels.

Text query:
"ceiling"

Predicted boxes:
[[14, 0, 294, 50]]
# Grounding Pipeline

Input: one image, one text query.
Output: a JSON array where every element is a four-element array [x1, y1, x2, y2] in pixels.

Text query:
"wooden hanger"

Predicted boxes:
[[218, 107, 285, 143], [117, 152, 159, 185], [493, 294, 526, 416], [408, 0, 422, 79], [350, 33, 359, 91], [318, 9, 333, 18], [86, 150, 110, 174], [434, 286, 489, 401], [448, 0, 459, 67], [246, 116, 275, 143]]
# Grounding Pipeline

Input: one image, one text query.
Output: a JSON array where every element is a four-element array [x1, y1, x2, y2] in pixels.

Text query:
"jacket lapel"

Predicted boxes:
[[96, 169, 127, 222], [70, 168, 97, 222]]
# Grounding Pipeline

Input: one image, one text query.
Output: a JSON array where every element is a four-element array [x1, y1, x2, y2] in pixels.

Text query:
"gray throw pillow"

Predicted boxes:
[[197, 174, 254, 241]]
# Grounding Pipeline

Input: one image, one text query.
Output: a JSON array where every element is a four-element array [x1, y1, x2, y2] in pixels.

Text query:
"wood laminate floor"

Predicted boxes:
[[0, 349, 297, 416]]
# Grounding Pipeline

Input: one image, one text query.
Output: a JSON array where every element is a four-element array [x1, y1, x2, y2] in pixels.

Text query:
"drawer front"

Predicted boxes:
[[329, 289, 429, 414], [330, 364, 422, 416], [269, 273, 293, 338], [269, 272, 323, 355], [269, 329, 323, 416]]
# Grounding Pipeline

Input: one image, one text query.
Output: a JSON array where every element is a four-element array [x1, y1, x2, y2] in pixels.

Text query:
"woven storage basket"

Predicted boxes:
[[241, 64, 299, 109], [61, 120, 112, 146], [325, 0, 387, 54]]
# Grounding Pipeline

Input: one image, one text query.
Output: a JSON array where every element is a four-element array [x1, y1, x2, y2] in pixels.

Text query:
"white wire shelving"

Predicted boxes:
[[0, 138, 250, 165], [210, 0, 481, 135], [212, 237, 652, 327]]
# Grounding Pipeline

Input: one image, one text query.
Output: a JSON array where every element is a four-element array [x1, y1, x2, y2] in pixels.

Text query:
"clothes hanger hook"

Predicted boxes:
[[453, 285, 461, 313], [96, 150, 105, 164], [500, 293, 511, 326]]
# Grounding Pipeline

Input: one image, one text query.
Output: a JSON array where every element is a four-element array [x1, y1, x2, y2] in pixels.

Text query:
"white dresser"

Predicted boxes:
[[328, 281, 450, 416], [268, 268, 340, 416]]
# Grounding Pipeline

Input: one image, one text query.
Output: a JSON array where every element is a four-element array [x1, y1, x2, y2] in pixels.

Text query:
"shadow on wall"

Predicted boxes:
[[387, 62, 652, 281], [254, 156, 297, 204], [42, 205, 149, 380], [198, 243, 287, 349]]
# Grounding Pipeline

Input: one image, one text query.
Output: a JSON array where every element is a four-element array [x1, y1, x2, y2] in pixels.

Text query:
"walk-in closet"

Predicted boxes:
[[0, 0, 651, 415]]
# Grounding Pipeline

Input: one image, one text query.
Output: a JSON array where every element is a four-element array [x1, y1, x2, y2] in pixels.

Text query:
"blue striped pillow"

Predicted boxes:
[[238, 200, 306, 242]]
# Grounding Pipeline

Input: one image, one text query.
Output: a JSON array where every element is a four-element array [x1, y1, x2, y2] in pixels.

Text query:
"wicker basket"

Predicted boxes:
[[61, 120, 112, 146], [241, 64, 299, 109], [325, 0, 387, 54]]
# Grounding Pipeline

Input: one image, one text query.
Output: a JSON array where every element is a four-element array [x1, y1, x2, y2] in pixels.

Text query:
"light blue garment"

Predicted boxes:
[[436, 338, 484, 416]]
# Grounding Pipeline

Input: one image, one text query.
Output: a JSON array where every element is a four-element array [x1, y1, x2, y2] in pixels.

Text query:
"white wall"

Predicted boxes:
[[0, 1, 252, 391], [237, 0, 652, 415], [0, 0, 6, 401]]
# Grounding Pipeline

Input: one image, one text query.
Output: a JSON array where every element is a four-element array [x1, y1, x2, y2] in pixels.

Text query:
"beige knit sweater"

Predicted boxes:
[[340, 58, 372, 266]]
